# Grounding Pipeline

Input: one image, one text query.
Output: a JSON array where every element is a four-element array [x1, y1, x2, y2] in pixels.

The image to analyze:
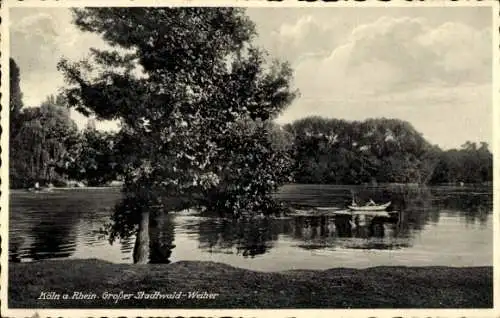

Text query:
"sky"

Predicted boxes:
[[9, 6, 493, 149]]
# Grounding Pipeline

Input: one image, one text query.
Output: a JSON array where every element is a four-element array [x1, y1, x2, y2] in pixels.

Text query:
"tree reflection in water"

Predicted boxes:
[[194, 217, 280, 258], [189, 185, 492, 255], [149, 212, 176, 264], [435, 188, 492, 226], [187, 211, 405, 254], [9, 195, 80, 262], [7, 219, 77, 263], [103, 185, 492, 262], [107, 189, 178, 264], [28, 219, 78, 261], [292, 212, 407, 250]]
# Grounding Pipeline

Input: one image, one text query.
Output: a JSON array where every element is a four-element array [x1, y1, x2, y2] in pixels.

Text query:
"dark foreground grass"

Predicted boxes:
[[9, 259, 492, 308]]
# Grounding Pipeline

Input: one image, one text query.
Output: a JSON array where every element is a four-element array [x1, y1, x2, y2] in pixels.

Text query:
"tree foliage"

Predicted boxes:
[[430, 141, 492, 184], [10, 58, 24, 136], [58, 8, 297, 223], [57, 127, 122, 186], [10, 58, 25, 185], [284, 116, 491, 185], [10, 95, 80, 188], [285, 117, 439, 185]]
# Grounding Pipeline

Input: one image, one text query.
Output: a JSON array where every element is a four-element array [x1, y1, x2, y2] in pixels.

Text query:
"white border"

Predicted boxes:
[[493, 1, 499, 317], [4, 0, 497, 8], [1, 1, 498, 317], [1, 0, 12, 316]]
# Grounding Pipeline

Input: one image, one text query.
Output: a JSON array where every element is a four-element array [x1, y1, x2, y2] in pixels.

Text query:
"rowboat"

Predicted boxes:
[[348, 201, 391, 211]]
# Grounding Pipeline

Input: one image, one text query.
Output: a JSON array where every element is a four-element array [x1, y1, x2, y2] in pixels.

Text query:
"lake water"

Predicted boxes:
[[9, 184, 492, 271]]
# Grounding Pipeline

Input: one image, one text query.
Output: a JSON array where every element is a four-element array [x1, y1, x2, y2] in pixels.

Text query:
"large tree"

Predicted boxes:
[[284, 117, 437, 185], [10, 95, 79, 188], [9, 58, 25, 185], [58, 8, 297, 263], [10, 58, 24, 133]]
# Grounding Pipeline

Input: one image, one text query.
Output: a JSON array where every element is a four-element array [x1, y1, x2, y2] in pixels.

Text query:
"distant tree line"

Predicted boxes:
[[283, 116, 492, 185], [9, 57, 492, 189], [9, 59, 121, 188], [429, 141, 492, 184]]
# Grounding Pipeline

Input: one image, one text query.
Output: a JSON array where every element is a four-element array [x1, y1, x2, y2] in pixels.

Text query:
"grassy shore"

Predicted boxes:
[[9, 259, 492, 308]]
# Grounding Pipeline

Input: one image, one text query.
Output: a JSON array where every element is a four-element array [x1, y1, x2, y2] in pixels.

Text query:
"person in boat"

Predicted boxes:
[[352, 198, 377, 207]]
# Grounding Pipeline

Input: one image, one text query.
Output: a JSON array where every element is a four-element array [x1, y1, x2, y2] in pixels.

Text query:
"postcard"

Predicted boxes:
[[1, 0, 497, 317]]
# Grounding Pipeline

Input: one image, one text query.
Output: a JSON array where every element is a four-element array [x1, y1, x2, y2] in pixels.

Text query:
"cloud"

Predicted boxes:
[[348, 17, 490, 89], [276, 16, 492, 148], [10, 8, 117, 130], [10, 8, 108, 106], [419, 22, 491, 83], [286, 16, 491, 100], [266, 15, 342, 64], [345, 17, 438, 91], [10, 12, 61, 76]]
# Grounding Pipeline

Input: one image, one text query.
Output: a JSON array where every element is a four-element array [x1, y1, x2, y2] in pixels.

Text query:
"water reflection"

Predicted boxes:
[[183, 211, 408, 255], [28, 219, 77, 260], [8, 185, 493, 267], [9, 189, 124, 263], [188, 217, 279, 258], [9, 193, 80, 262], [109, 191, 178, 264], [435, 190, 491, 226], [182, 184, 493, 256], [149, 213, 176, 263]]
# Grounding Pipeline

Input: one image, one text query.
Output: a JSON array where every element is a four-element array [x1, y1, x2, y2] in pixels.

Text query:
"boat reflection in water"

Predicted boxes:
[[335, 212, 399, 238], [189, 209, 408, 257], [284, 207, 410, 251]]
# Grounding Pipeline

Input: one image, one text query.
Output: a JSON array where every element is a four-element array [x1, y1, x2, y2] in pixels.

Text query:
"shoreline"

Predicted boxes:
[[9, 183, 493, 190], [9, 259, 493, 309]]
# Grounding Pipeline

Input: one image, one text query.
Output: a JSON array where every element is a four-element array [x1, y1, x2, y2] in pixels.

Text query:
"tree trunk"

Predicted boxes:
[[133, 209, 150, 264]]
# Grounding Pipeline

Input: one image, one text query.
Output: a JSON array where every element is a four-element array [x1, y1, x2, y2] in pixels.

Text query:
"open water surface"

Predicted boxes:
[[9, 184, 492, 271]]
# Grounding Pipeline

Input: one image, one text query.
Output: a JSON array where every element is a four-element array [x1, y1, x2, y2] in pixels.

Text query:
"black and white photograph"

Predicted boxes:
[[2, 1, 497, 316]]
